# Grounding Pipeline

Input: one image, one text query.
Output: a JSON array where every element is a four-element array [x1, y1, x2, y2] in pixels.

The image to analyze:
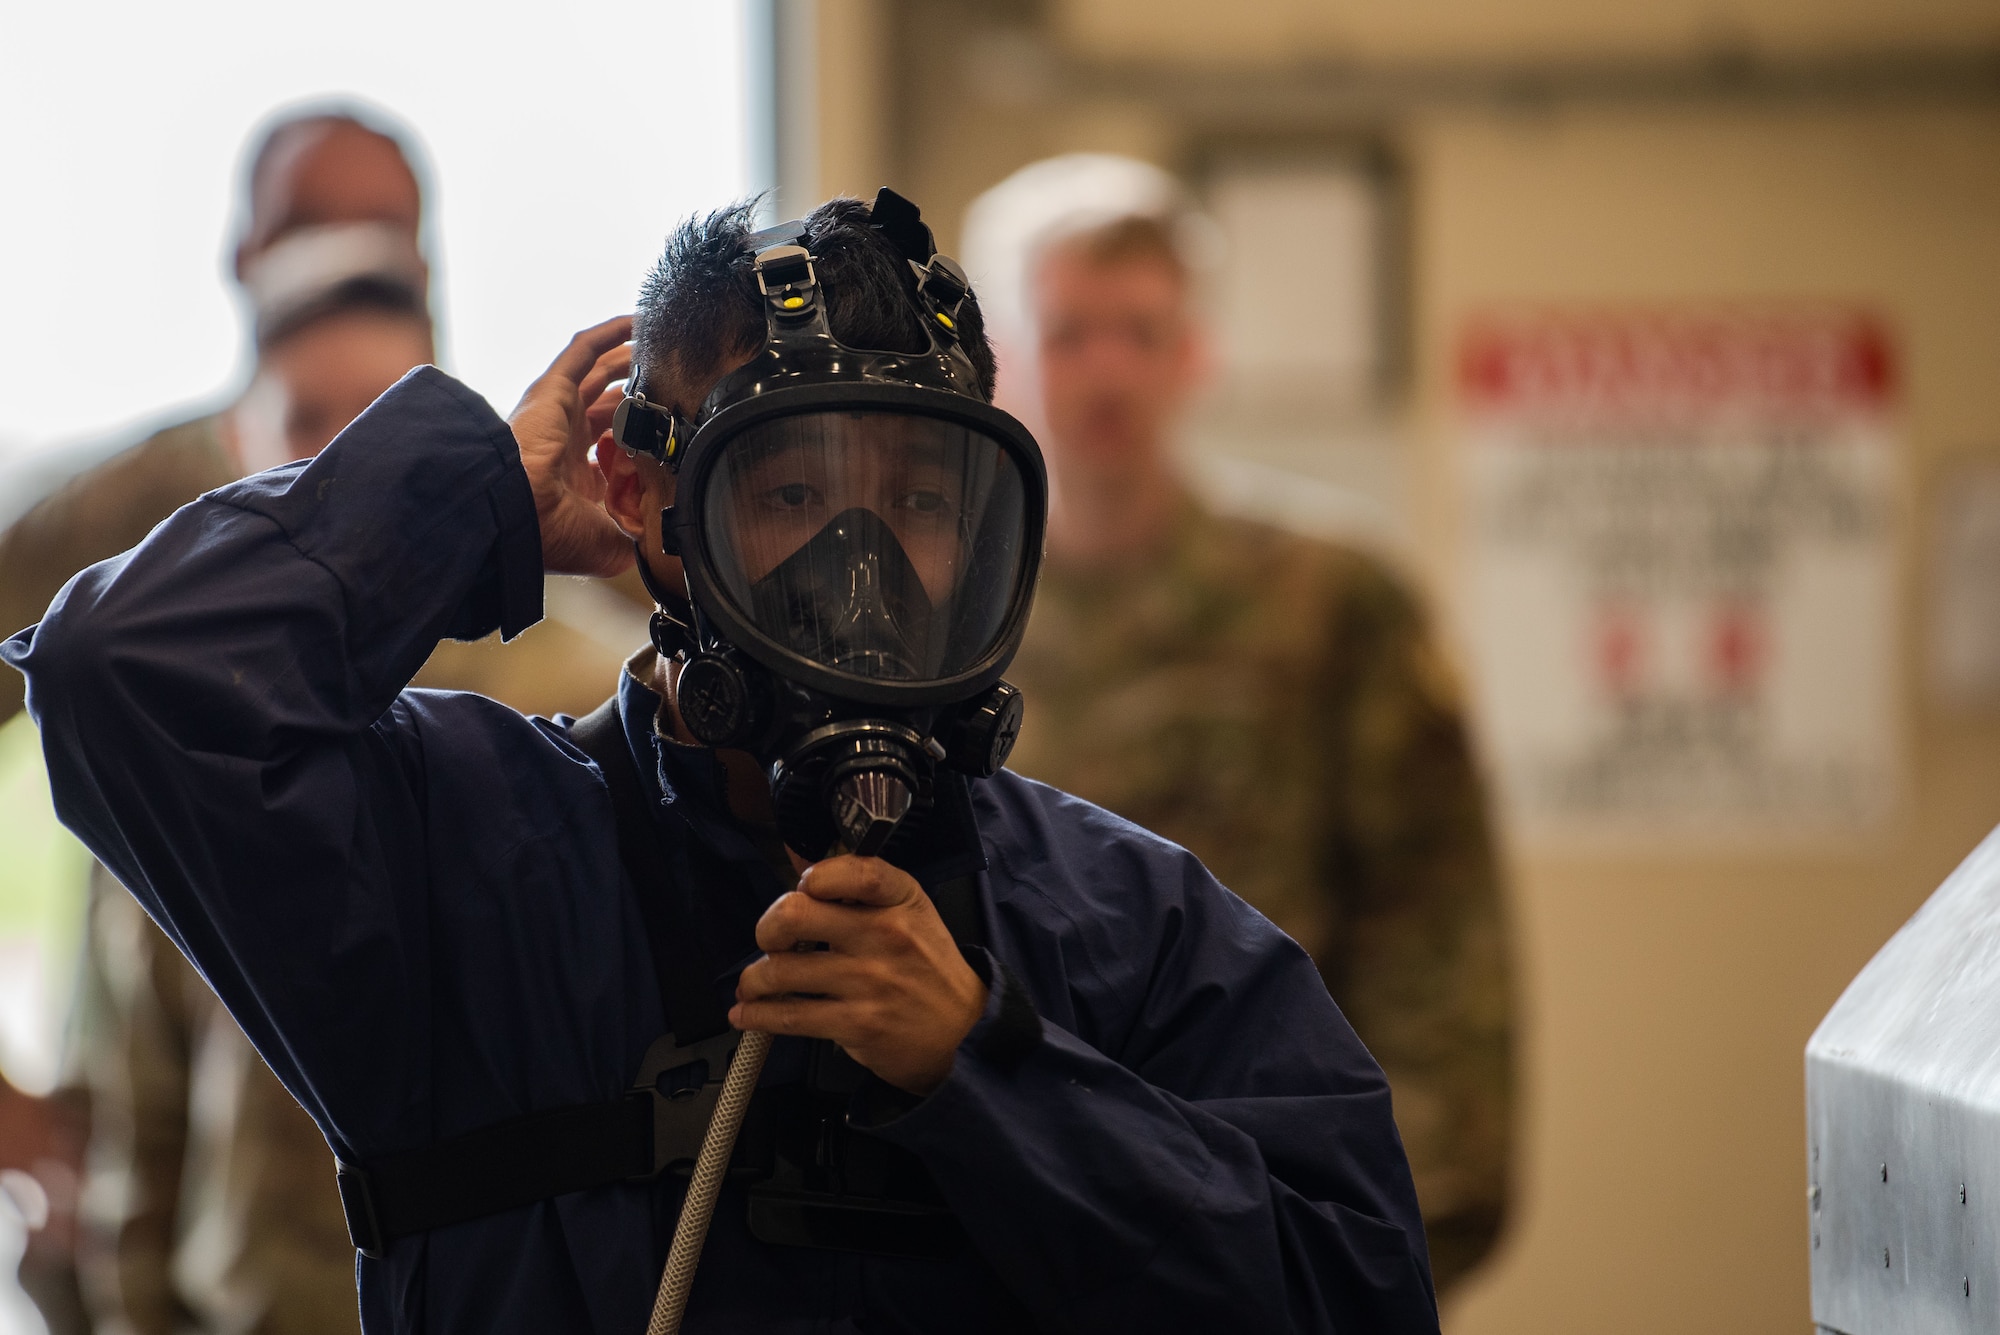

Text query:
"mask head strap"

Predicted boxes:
[[752, 240, 824, 327], [870, 187, 977, 345], [632, 536, 696, 659], [616, 218, 814, 466], [611, 366, 692, 470], [624, 197, 988, 472]]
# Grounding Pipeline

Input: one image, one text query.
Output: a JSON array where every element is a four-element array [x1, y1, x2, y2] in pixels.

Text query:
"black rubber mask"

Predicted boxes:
[[623, 194, 1048, 858]]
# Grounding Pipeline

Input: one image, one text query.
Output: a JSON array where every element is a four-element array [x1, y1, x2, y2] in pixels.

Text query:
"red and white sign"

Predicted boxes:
[[1459, 309, 1894, 424], [1458, 309, 1900, 839]]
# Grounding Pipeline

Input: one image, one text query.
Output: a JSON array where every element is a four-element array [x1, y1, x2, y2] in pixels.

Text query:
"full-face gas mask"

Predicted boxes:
[[613, 190, 1046, 860]]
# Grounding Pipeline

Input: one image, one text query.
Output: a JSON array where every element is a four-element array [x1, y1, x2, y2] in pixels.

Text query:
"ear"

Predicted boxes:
[[594, 431, 655, 542], [596, 432, 681, 547]]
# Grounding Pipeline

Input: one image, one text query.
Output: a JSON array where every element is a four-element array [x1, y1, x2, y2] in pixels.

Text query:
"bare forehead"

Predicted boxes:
[[1030, 246, 1190, 327], [1034, 239, 1185, 294], [247, 121, 420, 249]]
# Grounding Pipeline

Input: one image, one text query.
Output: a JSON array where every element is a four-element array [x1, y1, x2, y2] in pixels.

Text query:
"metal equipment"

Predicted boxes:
[[1806, 826, 2000, 1334]]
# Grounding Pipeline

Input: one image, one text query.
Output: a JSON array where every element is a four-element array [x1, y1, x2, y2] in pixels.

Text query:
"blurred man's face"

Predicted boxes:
[[1031, 244, 1200, 470], [231, 311, 433, 472]]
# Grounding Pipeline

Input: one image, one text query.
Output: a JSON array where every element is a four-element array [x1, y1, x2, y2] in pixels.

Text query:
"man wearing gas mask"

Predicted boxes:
[[7, 191, 1441, 1332]]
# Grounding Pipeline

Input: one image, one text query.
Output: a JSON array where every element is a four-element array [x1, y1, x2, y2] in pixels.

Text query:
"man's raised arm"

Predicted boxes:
[[0, 323, 629, 1145]]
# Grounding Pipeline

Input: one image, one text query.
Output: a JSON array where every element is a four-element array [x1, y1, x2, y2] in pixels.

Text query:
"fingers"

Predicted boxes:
[[728, 947, 985, 1095], [751, 859, 934, 955], [731, 993, 843, 1040], [797, 856, 920, 908], [737, 948, 853, 1001], [577, 344, 634, 415], [753, 890, 875, 956], [731, 952, 860, 1042], [733, 862, 989, 1094], [730, 967, 890, 1045], [583, 384, 625, 444], [544, 316, 634, 387]]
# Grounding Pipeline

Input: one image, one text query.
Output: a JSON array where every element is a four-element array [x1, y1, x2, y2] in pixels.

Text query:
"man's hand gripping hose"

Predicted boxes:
[[646, 773, 906, 1334]]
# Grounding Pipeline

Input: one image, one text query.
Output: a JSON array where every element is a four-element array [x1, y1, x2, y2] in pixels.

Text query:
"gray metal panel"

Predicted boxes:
[[1806, 826, 2000, 1334]]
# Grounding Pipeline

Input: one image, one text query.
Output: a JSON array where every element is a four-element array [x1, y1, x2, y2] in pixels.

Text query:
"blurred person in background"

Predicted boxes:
[[1, 1070, 86, 1332], [0, 106, 640, 1334], [964, 154, 1516, 1295]]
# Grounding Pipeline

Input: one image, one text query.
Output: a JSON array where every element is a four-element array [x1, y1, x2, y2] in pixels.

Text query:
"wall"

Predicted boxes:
[[793, 3, 2000, 1328], [1055, 0, 2000, 63], [1415, 101, 2000, 1333]]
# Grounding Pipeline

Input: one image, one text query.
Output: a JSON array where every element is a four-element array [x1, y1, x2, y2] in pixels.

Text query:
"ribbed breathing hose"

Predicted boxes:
[[645, 1028, 774, 1335], [644, 771, 905, 1333]]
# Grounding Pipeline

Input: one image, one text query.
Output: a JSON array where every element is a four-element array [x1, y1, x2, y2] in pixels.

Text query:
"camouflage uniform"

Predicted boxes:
[[1005, 497, 1515, 1294], [1, 414, 643, 1334]]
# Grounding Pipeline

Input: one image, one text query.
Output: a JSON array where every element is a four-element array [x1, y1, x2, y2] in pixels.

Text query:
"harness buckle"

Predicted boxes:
[[334, 1159, 387, 1259], [754, 244, 820, 318], [630, 1029, 744, 1176]]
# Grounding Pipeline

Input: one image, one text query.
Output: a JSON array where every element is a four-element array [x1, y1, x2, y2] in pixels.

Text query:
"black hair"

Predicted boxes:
[[634, 196, 998, 406]]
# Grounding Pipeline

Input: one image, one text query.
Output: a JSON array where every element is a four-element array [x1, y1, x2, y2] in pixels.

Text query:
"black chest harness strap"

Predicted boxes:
[[333, 698, 987, 1260]]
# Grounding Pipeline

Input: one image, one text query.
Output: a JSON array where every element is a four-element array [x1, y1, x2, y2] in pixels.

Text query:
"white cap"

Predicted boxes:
[[959, 153, 1218, 348], [240, 221, 427, 346]]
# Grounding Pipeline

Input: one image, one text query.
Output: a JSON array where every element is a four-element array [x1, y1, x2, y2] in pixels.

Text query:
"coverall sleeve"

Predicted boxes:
[[874, 793, 1443, 1335], [1315, 567, 1515, 1292], [0, 468, 123, 727], [0, 418, 231, 727], [1, 367, 543, 1152]]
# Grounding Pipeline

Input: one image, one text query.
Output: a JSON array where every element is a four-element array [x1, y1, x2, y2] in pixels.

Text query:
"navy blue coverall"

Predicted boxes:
[[6, 367, 1439, 1334]]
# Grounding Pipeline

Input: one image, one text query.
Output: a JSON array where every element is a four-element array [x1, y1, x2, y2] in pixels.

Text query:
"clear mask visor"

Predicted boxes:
[[699, 410, 1032, 685]]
